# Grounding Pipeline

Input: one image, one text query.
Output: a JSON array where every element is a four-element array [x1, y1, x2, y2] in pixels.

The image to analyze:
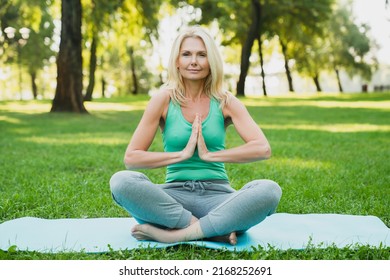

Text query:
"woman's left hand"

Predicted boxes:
[[197, 117, 211, 161]]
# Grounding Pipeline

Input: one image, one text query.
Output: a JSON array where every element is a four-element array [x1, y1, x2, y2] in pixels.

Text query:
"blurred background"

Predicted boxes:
[[0, 0, 389, 103]]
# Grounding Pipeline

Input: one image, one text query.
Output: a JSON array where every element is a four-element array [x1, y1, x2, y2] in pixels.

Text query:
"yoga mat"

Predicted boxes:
[[0, 213, 389, 253]]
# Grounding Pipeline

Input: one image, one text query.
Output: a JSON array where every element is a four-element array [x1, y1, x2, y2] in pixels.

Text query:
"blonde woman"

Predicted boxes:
[[110, 26, 282, 245]]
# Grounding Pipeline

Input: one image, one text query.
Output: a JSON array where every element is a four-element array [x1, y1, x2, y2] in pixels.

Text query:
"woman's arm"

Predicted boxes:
[[123, 90, 199, 169], [197, 95, 271, 163]]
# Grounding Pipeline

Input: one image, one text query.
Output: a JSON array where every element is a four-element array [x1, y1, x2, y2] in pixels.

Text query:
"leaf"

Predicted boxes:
[[7, 245, 18, 253]]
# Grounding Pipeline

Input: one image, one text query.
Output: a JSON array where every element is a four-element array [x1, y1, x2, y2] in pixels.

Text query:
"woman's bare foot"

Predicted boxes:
[[206, 232, 237, 245], [131, 221, 204, 243], [131, 224, 166, 242], [132, 223, 237, 246]]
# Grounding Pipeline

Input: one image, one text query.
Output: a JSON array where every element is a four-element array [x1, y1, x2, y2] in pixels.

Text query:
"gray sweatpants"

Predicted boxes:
[[109, 170, 282, 238]]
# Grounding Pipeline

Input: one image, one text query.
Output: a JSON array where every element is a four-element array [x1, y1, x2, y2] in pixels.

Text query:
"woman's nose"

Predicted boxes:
[[190, 55, 197, 64]]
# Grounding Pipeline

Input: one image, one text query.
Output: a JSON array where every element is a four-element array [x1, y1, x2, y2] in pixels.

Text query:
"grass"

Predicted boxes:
[[0, 92, 389, 260]]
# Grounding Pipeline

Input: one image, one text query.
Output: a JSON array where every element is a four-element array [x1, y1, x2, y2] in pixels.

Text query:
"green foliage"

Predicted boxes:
[[0, 0, 55, 64], [1, 243, 389, 260], [327, 3, 378, 80], [0, 93, 389, 259], [0, 0, 55, 99], [0, 0, 383, 100], [87, 0, 163, 96], [293, 1, 377, 84], [181, 0, 252, 44]]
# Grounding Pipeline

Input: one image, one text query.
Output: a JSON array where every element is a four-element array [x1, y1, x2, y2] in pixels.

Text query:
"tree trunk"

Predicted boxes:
[[84, 33, 97, 101], [335, 67, 343, 92], [280, 39, 294, 92], [313, 74, 322, 92], [100, 56, 106, 98], [30, 71, 38, 99], [51, 0, 87, 113], [129, 46, 138, 95], [257, 35, 267, 96], [101, 77, 106, 98], [236, 0, 261, 96]]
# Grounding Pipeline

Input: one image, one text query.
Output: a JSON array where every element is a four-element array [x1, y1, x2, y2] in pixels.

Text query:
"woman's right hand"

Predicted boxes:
[[181, 114, 200, 160]]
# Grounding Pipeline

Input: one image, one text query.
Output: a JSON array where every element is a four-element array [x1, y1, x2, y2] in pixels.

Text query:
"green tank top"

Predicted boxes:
[[163, 98, 229, 182]]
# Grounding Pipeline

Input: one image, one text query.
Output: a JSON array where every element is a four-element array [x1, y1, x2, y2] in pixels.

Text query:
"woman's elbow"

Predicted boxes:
[[263, 144, 271, 159], [123, 152, 138, 169], [256, 142, 271, 160], [123, 158, 133, 170]]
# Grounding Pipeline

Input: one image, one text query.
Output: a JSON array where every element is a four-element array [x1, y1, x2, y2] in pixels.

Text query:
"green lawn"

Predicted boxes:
[[0, 93, 389, 260]]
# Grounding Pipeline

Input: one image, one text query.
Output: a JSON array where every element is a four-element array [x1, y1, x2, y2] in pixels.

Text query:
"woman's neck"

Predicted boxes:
[[183, 79, 206, 101]]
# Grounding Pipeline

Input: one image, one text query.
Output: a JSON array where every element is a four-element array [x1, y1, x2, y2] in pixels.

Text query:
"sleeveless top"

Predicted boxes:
[[162, 98, 229, 182]]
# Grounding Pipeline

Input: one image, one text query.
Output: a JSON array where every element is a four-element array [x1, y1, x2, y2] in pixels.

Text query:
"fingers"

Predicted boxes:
[[189, 114, 200, 143], [193, 114, 200, 134], [197, 118, 204, 144], [181, 114, 200, 160], [181, 114, 211, 161], [197, 116, 210, 161], [197, 114, 202, 137]]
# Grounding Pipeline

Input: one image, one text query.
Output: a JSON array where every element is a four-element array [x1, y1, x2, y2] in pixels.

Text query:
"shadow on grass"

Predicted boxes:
[[1, 93, 389, 259], [1, 94, 389, 224]]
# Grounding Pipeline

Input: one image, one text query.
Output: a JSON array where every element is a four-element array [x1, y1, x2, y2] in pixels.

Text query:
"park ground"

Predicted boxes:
[[0, 92, 389, 260]]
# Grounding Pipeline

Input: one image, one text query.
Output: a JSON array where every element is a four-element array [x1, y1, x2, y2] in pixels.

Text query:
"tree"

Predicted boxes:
[[22, 3, 56, 99], [0, 0, 55, 99], [236, 0, 261, 96], [83, 0, 123, 101], [293, 38, 328, 92], [327, 3, 377, 92], [270, 0, 334, 93], [185, 0, 334, 96], [82, 0, 162, 100], [51, 0, 86, 113], [292, 2, 377, 93], [175, 0, 255, 95], [0, 0, 24, 99], [120, 0, 163, 95]]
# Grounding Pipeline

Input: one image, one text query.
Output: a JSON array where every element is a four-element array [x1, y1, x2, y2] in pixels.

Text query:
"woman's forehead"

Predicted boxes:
[[180, 36, 206, 51]]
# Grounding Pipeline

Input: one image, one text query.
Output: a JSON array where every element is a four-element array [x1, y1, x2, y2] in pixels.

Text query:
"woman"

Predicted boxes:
[[110, 26, 282, 245]]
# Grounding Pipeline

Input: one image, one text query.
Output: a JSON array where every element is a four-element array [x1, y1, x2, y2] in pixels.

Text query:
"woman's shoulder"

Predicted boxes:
[[147, 88, 171, 119], [147, 88, 171, 108], [150, 88, 171, 102], [222, 91, 243, 109]]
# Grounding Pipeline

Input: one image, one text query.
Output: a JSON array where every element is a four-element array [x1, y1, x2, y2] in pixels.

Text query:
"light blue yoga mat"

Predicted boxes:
[[0, 213, 389, 253]]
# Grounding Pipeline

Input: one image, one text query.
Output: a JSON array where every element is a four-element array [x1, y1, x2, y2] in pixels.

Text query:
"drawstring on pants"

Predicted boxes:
[[183, 180, 212, 195]]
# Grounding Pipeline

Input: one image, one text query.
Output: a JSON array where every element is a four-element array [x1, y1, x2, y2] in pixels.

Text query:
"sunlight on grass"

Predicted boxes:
[[262, 123, 390, 133], [293, 100, 389, 109], [0, 101, 51, 113], [84, 101, 147, 112], [21, 134, 128, 145], [1, 94, 389, 260], [0, 100, 148, 113], [276, 157, 334, 170], [242, 98, 390, 110], [0, 115, 22, 124]]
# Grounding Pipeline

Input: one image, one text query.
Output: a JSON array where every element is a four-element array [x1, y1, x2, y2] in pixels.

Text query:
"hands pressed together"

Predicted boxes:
[[181, 114, 211, 162]]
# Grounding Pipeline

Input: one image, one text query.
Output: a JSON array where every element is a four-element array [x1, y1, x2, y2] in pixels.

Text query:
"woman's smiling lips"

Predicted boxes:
[[187, 69, 201, 73]]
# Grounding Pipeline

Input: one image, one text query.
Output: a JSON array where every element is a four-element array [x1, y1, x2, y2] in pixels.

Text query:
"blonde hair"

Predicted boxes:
[[162, 26, 230, 107]]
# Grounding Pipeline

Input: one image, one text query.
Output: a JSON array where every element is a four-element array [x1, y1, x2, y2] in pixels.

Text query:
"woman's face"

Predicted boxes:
[[176, 37, 210, 82]]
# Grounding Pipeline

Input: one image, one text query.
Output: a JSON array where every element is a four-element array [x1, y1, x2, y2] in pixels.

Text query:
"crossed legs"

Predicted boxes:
[[131, 216, 238, 245], [110, 171, 282, 245]]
